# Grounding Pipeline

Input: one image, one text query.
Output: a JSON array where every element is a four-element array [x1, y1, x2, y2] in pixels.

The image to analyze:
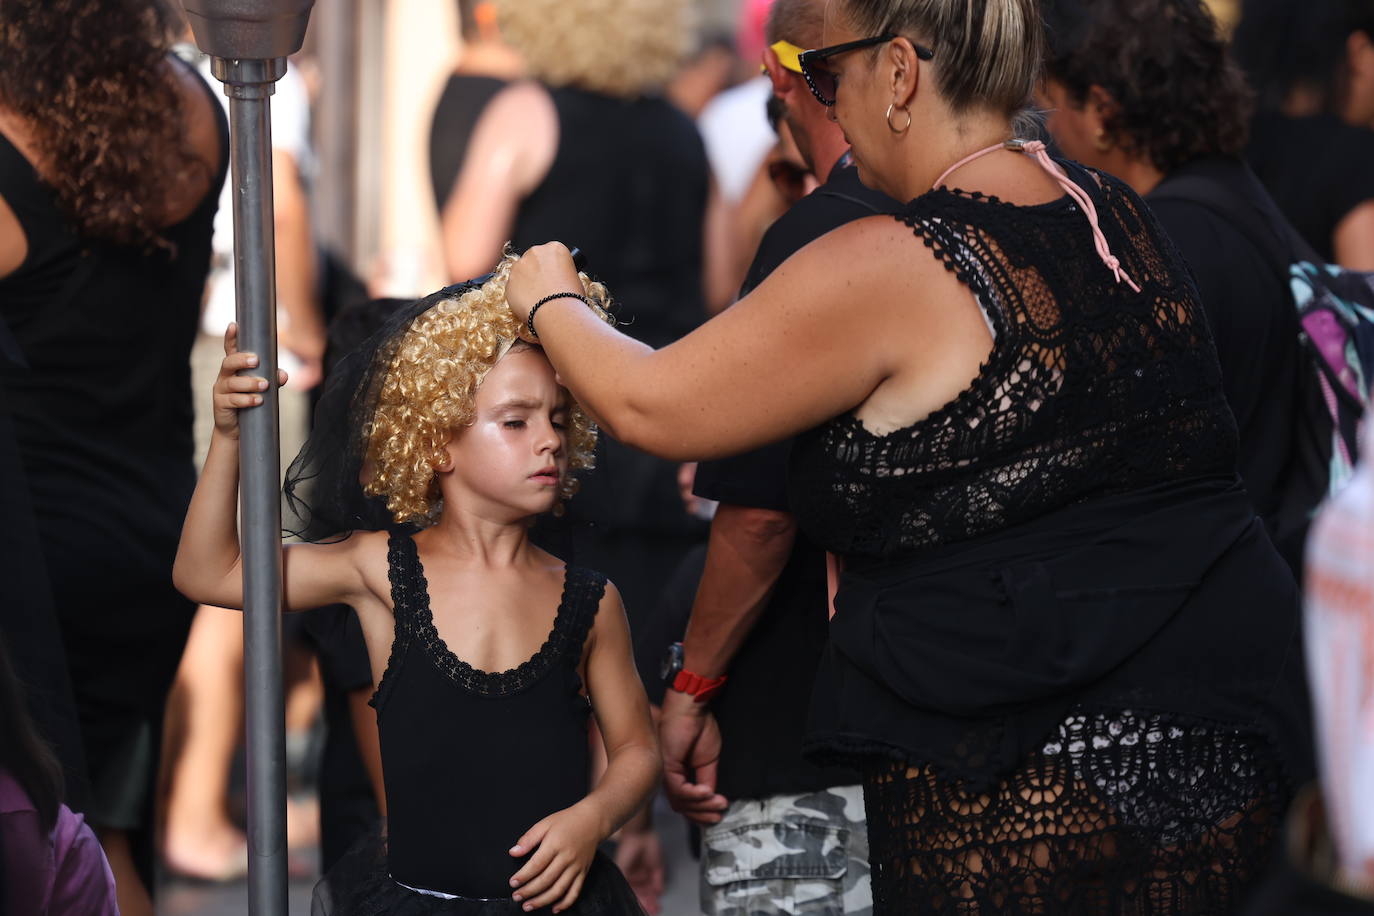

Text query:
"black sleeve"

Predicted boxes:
[[1149, 198, 1235, 348], [692, 439, 792, 512]]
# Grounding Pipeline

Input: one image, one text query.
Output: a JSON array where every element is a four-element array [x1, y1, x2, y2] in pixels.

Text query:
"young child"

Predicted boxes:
[[174, 254, 658, 915]]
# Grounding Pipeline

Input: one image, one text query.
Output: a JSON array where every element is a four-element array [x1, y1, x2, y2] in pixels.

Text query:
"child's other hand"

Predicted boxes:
[[214, 323, 289, 440], [508, 801, 604, 913]]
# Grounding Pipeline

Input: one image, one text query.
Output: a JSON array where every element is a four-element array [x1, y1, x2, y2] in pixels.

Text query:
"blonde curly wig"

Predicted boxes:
[[363, 252, 613, 526], [496, 0, 694, 98]]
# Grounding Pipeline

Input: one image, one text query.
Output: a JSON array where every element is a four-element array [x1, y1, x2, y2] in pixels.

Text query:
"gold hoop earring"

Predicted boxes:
[[1093, 130, 1113, 152], [885, 102, 912, 134]]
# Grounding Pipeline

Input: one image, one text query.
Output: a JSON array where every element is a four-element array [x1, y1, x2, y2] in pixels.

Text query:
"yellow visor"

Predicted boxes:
[[766, 40, 806, 75]]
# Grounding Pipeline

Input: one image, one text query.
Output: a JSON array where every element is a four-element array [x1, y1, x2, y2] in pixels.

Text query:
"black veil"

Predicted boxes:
[[282, 277, 490, 542]]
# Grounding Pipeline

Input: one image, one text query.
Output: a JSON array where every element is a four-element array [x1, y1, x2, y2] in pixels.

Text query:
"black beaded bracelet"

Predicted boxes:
[[527, 292, 594, 341]]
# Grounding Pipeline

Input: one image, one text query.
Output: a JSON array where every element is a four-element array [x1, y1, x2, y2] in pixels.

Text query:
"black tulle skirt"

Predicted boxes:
[[311, 833, 646, 916]]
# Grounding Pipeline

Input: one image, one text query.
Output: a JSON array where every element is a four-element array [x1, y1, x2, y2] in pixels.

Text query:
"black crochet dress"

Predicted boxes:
[[787, 164, 1313, 914], [312, 533, 644, 915]]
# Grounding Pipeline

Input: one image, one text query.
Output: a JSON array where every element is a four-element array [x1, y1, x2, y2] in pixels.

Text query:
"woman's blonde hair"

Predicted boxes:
[[496, 0, 693, 98], [363, 252, 613, 526], [842, 0, 1044, 118]]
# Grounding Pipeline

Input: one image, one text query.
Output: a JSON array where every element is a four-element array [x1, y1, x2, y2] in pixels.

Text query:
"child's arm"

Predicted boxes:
[[173, 324, 371, 613], [508, 582, 660, 914]]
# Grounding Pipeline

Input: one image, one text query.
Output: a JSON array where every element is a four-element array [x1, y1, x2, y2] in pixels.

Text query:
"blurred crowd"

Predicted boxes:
[[2, 0, 1374, 913]]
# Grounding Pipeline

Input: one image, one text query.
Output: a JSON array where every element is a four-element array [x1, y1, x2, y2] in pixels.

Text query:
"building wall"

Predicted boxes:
[[370, 0, 460, 297]]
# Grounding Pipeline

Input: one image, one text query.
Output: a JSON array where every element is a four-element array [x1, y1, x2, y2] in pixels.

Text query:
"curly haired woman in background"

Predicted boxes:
[[1039, 0, 1314, 568], [0, 1, 228, 912]]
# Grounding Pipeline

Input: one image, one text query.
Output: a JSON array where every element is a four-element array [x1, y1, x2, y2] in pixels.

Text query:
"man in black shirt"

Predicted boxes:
[[655, 0, 896, 911]]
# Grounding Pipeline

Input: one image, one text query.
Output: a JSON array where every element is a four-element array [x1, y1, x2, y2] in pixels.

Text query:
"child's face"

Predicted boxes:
[[439, 346, 572, 520]]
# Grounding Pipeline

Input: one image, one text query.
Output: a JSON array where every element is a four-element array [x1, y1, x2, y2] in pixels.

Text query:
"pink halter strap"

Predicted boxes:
[[932, 139, 1142, 294]]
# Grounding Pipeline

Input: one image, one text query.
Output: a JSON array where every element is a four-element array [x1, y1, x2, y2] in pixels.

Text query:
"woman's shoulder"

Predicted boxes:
[[485, 80, 558, 124], [161, 52, 227, 226]]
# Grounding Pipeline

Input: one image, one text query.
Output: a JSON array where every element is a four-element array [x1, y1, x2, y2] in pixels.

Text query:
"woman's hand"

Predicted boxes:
[[508, 800, 606, 913], [506, 242, 584, 332], [213, 323, 288, 440]]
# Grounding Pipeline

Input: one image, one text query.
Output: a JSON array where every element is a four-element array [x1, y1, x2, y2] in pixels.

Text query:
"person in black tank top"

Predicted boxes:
[[175, 259, 657, 915]]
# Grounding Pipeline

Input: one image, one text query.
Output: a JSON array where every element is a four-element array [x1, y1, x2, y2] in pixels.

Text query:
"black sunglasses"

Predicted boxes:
[[797, 34, 934, 107]]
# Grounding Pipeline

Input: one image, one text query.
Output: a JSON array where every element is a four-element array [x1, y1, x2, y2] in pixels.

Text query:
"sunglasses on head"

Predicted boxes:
[[797, 34, 934, 107]]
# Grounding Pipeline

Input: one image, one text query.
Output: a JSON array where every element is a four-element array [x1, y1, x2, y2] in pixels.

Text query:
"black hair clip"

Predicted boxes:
[[569, 247, 587, 271]]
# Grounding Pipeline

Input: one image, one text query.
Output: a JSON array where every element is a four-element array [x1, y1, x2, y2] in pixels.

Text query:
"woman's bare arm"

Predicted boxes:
[[506, 217, 982, 461], [441, 82, 558, 281]]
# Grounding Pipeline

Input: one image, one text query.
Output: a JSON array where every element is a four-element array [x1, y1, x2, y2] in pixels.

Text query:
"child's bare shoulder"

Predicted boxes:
[[325, 529, 394, 611], [587, 575, 627, 633]]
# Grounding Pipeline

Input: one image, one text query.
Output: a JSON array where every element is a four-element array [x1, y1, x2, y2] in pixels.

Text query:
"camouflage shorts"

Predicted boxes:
[[700, 784, 871, 916]]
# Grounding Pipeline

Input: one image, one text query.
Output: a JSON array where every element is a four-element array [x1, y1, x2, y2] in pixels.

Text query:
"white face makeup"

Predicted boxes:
[[440, 346, 572, 521]]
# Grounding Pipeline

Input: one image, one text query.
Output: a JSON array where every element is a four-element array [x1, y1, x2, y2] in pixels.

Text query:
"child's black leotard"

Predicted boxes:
[[312, 532, 645, 915]]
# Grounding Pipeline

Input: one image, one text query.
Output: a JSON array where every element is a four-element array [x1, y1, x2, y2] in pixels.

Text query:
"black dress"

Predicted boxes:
[[0, 57, 226, 849], [788, 165, 1312, 914], [312, 533, 644, 915]]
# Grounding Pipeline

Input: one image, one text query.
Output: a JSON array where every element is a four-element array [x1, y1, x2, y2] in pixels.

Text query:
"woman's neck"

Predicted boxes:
[[1112, 157, 1165, 197], [889, 112, 1014, 202]]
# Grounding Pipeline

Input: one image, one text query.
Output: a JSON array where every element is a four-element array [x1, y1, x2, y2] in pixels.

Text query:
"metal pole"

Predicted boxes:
[[181, 4, 313, 913], [218, 57, 289, 916]]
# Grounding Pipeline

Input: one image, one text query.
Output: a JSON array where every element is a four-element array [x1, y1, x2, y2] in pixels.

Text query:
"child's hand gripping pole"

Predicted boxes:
[[173, 323, 289, 611], [214, 322, 290, 440]]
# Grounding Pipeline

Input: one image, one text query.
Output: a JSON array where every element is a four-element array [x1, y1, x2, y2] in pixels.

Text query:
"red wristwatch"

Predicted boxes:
[[661, 642, 728, 703], [671, 669, 729, 704]]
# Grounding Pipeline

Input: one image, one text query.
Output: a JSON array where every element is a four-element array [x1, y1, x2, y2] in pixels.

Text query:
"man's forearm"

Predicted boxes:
[[681, 503, 797, 678]]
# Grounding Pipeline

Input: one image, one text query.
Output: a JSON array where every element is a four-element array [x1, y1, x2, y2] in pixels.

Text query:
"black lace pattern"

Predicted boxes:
[[862, 708, 1285, 914], [789, 173, 1238, 558], [372, 532, 604, 706]]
